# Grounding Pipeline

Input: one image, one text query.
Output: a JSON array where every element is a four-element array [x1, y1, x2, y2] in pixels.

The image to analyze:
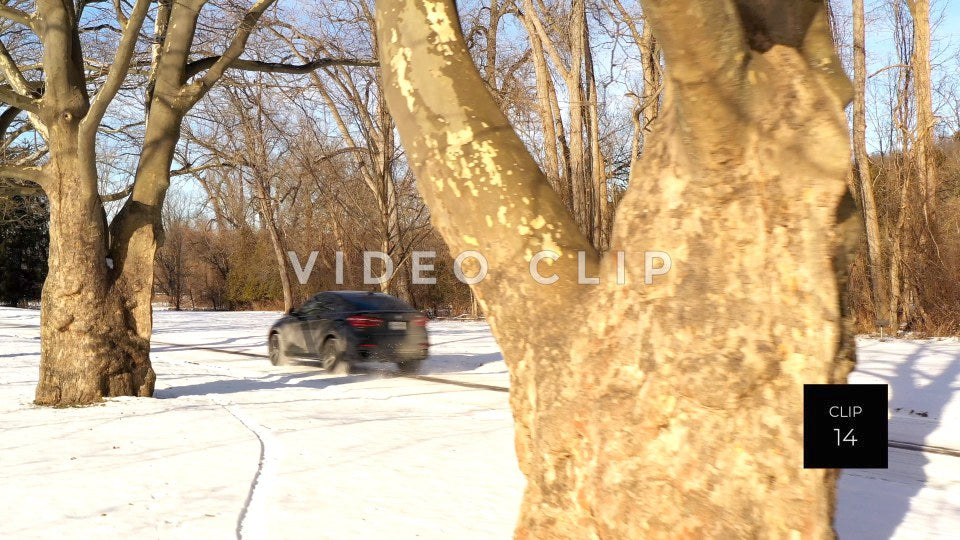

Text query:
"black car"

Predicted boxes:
[[268, 291, 429, 374]]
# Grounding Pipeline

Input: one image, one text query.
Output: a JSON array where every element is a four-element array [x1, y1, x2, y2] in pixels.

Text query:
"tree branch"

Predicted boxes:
[[0, 39, 33, 96], [113, 0, 129, 30], [185, 56, 377, 79], [102, 184, 133, 202], [377, 0, 598, 323], [0, 179, 43, 197], [0, 85, 38, 112], [0, 5, 34, 29], [0, 105, 21, 138], [313, 146, 373, 164], [80, 0, 151, 139], [171, 160, 234, 176], [182, 0, 278, 106], [0, 164, 44, 183], [869, 63, 910, 79]]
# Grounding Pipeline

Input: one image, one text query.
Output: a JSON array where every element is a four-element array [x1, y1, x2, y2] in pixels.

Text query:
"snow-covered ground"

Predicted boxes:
[[1, 307, 958, 539]]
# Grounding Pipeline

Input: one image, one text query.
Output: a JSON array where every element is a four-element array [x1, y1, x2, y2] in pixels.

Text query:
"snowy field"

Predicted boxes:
[[1, 307, 958, 539]]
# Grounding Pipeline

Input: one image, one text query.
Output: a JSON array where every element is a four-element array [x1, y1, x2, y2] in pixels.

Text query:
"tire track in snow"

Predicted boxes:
[[153, 339, 510, 393], [8, 320, 960, 460], [218, 402, 283, 540]]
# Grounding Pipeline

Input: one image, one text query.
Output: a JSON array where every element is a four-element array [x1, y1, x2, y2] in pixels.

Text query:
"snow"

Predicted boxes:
[[2, 307, 959, 538]]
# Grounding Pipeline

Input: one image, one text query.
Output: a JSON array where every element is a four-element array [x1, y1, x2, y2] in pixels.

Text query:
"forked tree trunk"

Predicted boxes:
[[378, 0, 855, 536], [36, 0, 210, 405], [36, 143, 156, 404], [32, 0, 159, 405]]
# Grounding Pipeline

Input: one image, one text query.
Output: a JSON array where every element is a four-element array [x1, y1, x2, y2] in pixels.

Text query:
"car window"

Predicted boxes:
[[339, 293, 415, 312], [299, 298, 328, 316]]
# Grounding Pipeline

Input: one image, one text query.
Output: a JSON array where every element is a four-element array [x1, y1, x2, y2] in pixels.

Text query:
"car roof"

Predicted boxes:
[[320, 291, 414, 311]]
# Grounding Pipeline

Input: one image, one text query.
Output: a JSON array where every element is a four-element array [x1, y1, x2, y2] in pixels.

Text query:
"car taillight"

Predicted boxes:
[[412, 317, 428, 327], [347, 315, 383, 328]]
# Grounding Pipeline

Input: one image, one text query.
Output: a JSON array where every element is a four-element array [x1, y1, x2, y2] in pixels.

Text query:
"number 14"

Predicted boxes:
[[835, 428, 858, 446]]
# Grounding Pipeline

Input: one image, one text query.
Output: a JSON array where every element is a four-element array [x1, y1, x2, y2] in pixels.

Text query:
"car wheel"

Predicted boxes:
[[320, 338, 350, 375], [397, 360, 422, 373], [268, 333, 286, 366]]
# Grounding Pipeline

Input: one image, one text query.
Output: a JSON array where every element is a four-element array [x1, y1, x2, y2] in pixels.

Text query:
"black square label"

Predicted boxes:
[[804, 384, 888, 468]]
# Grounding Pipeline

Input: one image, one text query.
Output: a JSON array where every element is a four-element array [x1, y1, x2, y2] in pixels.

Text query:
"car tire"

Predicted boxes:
[[269, 333, 288, 366], [320, 338, 350, 375], [397, 360, 422, 373]]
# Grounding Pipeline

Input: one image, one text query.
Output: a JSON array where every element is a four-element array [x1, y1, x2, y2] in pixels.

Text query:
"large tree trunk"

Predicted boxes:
[[36, 145, 156, 404], [378, 0, 855, 536], [33, 0, 158, 405]]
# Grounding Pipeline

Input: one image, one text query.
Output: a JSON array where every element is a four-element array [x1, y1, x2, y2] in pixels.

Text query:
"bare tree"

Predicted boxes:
[[0, 1, 372, 405], [378, 0, 856, 535]]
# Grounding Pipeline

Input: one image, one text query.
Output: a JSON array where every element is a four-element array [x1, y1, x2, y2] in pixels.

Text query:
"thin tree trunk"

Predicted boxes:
[[566, 0, 591, 242], [255, 182, 294, 312], [852, 0, 888, 326], [583, 20, 606, 250], [517, 13, 563, 196], [907, 0, 937, 215]]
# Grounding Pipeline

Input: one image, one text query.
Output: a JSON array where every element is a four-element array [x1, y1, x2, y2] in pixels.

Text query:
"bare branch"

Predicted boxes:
[[0, 164, 44, 183], [0, 85, 38, 112], [312, 146, 373, 164], [0, 39, 33, 96], [171, 161, 234, 176], [869, 63, 910, 79], [113, 0, 129, 30], [80, 0, 151, 138], [182, 0, 278, 106], [185, 56, 377, 79], [102, 184, 133, 202], [0, 5, 34, 30], [0, 179, 43, 197], [0, 105, 21, 137]]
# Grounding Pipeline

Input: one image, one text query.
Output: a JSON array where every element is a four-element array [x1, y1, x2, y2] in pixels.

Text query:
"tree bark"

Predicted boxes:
[[37, 142, 156, 404], [907, 0, 937, 215], [378, 0, 856, 536]]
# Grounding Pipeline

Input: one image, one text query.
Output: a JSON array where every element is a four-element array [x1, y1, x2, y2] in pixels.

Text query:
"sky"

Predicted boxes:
[[166, 0, 960, 217]]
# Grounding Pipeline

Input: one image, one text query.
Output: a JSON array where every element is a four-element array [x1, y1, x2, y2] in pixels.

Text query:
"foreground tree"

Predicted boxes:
[[0, 1, 370, 405], [378, 0, 856, 536]]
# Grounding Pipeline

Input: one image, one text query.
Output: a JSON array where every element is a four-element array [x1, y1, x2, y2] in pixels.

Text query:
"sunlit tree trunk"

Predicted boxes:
[[378, 0, 856, 535], [852, 0, 887, 326], [907, 0, 937, 215]]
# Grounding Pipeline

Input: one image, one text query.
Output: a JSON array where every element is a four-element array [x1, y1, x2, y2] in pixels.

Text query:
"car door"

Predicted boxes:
[[301, 295, 336, 355], [284, 298, 319, 357]]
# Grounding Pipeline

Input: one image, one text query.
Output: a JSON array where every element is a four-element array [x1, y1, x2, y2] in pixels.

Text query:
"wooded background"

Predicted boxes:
[[1, 0, 957, 334]]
